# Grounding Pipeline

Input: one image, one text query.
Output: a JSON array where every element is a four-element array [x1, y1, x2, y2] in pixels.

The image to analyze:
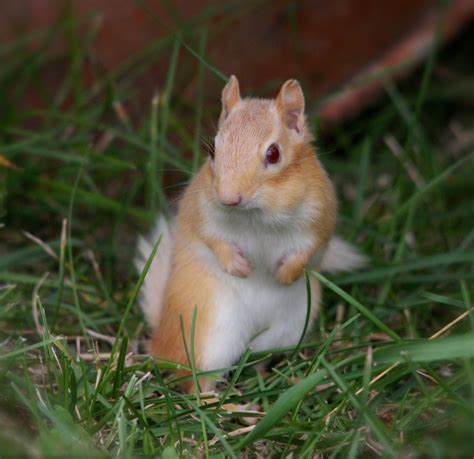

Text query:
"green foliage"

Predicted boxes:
[[1, 5, 474, 458]]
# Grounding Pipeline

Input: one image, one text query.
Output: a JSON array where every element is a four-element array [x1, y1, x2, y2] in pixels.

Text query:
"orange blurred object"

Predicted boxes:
[[2, 0, 474, 123]]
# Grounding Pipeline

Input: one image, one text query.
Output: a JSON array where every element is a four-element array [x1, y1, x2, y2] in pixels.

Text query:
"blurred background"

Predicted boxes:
[[2, 0, 474, 124]]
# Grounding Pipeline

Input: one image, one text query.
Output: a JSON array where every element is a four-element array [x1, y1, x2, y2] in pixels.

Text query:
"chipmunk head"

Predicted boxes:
[[209, 75, 313, 214]]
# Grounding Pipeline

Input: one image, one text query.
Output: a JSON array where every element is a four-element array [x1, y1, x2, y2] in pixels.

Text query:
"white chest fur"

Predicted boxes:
[[202, 198, 316, 275], [197, 200, 318, 371]]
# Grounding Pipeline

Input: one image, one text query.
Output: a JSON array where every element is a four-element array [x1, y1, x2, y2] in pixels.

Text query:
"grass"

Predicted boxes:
[[1, 4, 474, 458]]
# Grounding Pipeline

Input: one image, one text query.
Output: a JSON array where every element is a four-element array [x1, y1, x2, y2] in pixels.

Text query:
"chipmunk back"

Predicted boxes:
[[136, 76, 365, 392]]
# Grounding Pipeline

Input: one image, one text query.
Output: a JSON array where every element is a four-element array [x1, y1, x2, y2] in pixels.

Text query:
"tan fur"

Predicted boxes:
[[147, 234, 216, 390], [147, 76, 338, 393]]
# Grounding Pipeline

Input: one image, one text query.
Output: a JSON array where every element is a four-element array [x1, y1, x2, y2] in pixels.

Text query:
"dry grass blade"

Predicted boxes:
[[23, 231, 59, 260]]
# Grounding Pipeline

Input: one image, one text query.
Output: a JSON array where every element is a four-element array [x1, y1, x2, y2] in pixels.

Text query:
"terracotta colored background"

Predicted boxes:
[[2, 0, 474, 122]]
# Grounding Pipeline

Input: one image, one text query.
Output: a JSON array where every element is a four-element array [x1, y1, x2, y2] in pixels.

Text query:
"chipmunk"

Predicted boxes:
[[136, 76, 365, 393]]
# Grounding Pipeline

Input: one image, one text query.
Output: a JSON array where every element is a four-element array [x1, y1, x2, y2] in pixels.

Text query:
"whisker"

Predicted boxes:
[[167, 187, 214, 205]]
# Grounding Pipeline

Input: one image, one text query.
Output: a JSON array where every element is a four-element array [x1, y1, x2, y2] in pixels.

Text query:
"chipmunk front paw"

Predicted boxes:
[[275, 252, 305, 284], [212, 240, 252, 278], [226, 246, 252, 278]]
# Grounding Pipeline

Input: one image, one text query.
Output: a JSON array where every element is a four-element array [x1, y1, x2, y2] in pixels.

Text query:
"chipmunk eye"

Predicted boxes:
[[265, 143, 280, 165]]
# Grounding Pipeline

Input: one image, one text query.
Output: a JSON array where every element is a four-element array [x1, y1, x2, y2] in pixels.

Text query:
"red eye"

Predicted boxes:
[[265, 143, 281, 165]]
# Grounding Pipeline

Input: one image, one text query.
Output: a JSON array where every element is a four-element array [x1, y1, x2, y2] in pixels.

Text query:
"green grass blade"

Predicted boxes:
[[238, 369, 330, 448], [311, 271, 400, 340], [375, 334, 474, 363]]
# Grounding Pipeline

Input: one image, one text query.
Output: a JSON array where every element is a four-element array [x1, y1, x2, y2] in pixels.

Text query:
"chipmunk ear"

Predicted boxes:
[[276, 79, 305, 134], [220, 75, 241, 123]]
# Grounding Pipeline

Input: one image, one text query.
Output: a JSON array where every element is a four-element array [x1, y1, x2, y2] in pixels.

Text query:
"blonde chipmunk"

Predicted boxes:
[[136, 75, 365, 393]]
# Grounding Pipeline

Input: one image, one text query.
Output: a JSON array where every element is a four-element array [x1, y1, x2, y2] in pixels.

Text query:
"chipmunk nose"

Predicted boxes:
[[219, 191, 242, 207]]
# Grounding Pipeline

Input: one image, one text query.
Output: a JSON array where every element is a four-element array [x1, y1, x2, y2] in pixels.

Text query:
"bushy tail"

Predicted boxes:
[[320, 236, 367, 273], [135, 216, 174, 327]]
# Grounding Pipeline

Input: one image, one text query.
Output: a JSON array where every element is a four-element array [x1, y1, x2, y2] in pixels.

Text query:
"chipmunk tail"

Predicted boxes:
[[320, 236, 367, 273], [135, 216, 174, 327]]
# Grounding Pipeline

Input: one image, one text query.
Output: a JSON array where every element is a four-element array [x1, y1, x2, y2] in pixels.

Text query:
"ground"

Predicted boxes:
[[0, 10, 473, 459]]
